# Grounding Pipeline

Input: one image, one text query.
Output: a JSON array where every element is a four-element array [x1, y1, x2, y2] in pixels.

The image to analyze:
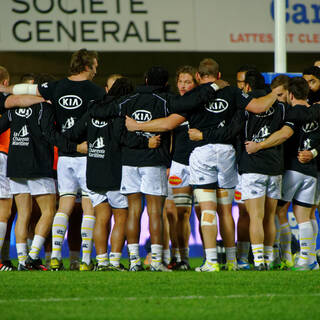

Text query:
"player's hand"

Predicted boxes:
[[126, 115, 139, 131], [215, 79, 229, 89], [148, 135, 161, 148], [245, 141, 261, 154], [76, 141, 88, 154], [298, 150, 313, 163], [188, 128, 203, 141]]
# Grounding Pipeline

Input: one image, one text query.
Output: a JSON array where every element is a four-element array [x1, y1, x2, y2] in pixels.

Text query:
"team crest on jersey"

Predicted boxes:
[[91, 118, 108, 128], [58, 95, 83, 109], [41, 82, 48, 88], [91, 137, 105, 149], [302, 121, 319, 133], [132, 110, 152, 122], [205, 99, 229, 113], [255, 107, 275, 118], [62, 117, 75, 132], [15, 108, 32, 118]]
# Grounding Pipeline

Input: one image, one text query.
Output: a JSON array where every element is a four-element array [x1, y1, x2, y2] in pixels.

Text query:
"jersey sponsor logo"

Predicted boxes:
[[12, 125, 29, 146], [58, 95, 83, 109], [15, 108, 32, 118], [18, 125, 29, 137], [89, 137, 105, 159], [132, 110, 152, 122], [205, 99, 229, 113], [168, 175, 182, 186], [41, 82, 48, 88], [255, 106, 275, 118], [91, 118, 108, 128], [302, 121, 319, 133], [62, 117, 75, 132], [252, 125, 271, 142]]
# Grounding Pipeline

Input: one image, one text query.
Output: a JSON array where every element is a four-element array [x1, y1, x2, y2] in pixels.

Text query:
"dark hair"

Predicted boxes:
[[288, 77, 309, 100], [175, 65, 197, 84], [69, 49, 98, 75], [303, 66, 320, 80], [236, 64, 258, 74], [145, 66, 169, 87], [108, 77, 134, 97], [198, 58, 219, 78], [34, 73, 56, 85], [20, 73, 36, 83], [270, 74, 290, 90], [244, 70, 265, 90]]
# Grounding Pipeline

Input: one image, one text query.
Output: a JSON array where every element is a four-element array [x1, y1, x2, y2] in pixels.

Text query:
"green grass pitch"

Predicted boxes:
[[1, 258, 320, 320]]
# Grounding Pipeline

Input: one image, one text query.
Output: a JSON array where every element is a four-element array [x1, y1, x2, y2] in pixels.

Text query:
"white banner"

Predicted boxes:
[[0, 0, 319, 52]]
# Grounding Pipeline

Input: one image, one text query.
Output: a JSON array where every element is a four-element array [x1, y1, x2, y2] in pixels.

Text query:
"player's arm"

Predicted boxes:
[[5, 95, 45, 109], [245, 125, 293, 154], [298, 144, 320, 164], [0, 84, 41, 96], [245, 91, 277, 114], [126, 114, 186, 132], [88, 96, 122, 120]]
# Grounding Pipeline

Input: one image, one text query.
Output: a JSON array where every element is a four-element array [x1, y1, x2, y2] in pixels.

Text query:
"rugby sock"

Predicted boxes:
[[27, 238, 33, 252], [109, 252, 121, 267], [51, 212, 69, 260], [172, 248, 181, 263], [237, 241, 250, 261], [96, 253, 109, 267], [180, 247, 189, 264], [16, 243, 28, 266], [0, 222, 7, 254], [273, 216, 280, 262], [29, 235, 45, 260], [81, 215, 96, 265], [205, 248, 218, 263], [297, 221, 313, 266], [252, 244, 264, 266], [280, 223, 292, 261], [151, 244, 163, 265], [264, 246, 273, 267], [162, 248, 171, 265], [225, 246, 237, 264], [309, 219, 318, 264], [128, 243, 141, 266]]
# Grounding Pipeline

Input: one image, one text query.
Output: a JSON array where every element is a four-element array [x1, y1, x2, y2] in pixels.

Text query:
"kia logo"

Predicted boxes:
[[58, 95, 82, 109], [132, 110, 152, 122], [205, 99, 229, 113]]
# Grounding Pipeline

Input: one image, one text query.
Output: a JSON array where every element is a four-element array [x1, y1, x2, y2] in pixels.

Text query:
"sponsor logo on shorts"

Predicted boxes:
[[91, 118, 108, 128], [58, 95, 83, 109], [205, 99, 229, 113], [132, 110, 152, 122], [234, 190, 242, 201], [168, 175, 182, 186], [15, 108, 32, 118]]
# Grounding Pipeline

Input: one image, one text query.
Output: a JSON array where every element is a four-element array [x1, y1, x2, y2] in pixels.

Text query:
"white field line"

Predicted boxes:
[[1, 293, 320, 304]]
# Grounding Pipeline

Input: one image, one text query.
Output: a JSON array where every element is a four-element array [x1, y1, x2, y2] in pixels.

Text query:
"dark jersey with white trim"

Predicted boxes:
[[0, 103, 77, 179], [239, 91, 286, 175], [0, 93, 8, 114], [38, 78, 105, 157], [284, 103, 320, 178]]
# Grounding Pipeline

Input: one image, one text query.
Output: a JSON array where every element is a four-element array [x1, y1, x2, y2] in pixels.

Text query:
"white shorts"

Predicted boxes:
[[121, 166, 168, 196], [168, 161, 190, 188], [89, 190, 128, 209], [189, 144, 237, 189], [57, 156, 90, 196], [0, 153, 12, 199], [281, 170, 317, 206], [9, 177, 56, 196], [234, 173, 244, 204], [241, 173, 282, 201]]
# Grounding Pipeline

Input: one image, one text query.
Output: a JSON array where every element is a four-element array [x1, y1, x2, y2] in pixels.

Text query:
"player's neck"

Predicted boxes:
[[68, 72, 90, 81]]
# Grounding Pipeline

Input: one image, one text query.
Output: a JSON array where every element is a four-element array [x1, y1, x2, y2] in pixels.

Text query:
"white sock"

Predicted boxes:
[[27, 238, 33, 252], [109, 252, 121, 267], [29, 235, 45, 260], [205, 248, 217, 263], [172, 248, 181, 263], [180, 247, 189, 264], [264, 245, 273, 266], [96, 253, 109, 266], [81, 215, 96, 265], [280, 223, 292, 261], [16, 243, 28, 266], [273, 216, 280, 261], [51, 212, 69, 260], [0, 222, 7, 256], [128, 243, 141, 265], [252, 244, 264, 266], [297, 221, 313, 266], [237, 241, 250, 261], [151, 244, 162, 265], [309, 219, 318, 264], [225, 246, 237, 264], [162, 249, 171, 265]]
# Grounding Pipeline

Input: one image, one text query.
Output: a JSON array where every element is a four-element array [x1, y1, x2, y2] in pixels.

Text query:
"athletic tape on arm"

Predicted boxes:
[[12, 84, 38, 95]]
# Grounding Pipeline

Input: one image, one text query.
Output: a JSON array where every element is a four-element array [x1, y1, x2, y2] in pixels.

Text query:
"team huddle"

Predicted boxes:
[[0, 49, 320, 272]]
